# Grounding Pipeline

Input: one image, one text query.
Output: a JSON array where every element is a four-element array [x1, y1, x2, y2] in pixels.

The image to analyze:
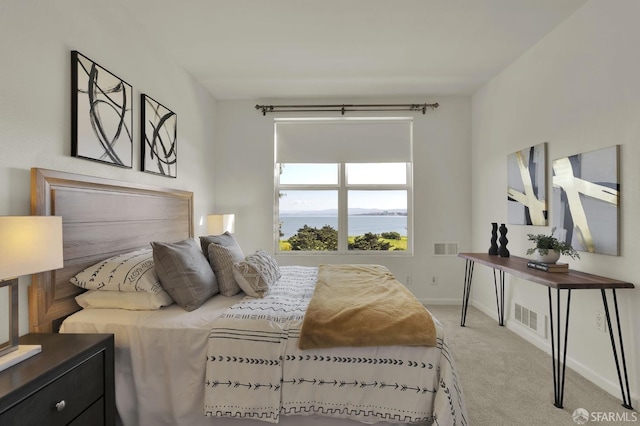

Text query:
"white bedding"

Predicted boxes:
[[205, 266, 467, 425], [61, 292, 244, 425], [61, 266, 467, 426]]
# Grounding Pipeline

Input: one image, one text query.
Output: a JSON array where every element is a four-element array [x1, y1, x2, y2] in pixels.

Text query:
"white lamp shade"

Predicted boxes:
[[0, 216, 64, 280], [207, 214, 235, 235]]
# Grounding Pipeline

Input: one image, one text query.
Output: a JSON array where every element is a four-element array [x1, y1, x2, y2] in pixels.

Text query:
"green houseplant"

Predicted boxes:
[[526, 227, 580, 263]]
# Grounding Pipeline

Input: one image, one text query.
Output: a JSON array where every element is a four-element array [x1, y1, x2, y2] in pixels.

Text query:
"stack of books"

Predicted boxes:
[[527, 260, 569, 273]]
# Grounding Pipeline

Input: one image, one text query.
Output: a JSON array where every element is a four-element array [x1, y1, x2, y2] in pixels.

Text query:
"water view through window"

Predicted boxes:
[[278, 163, 410, 252]]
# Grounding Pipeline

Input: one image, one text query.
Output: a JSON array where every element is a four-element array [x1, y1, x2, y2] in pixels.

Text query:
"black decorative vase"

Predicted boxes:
[[488, 222, 499, 255], [498, 223, 510, 257]]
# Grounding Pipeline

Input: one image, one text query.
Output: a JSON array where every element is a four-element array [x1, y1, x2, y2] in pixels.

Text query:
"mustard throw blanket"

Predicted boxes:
[[298, 264, 437, 349]]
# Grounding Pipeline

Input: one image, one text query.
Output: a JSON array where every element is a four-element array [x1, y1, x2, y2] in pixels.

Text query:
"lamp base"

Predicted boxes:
[[0, 345, 42, 373]]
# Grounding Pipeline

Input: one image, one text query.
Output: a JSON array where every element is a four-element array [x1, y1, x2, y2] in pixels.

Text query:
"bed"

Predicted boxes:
[[29, 168, 467, 426]]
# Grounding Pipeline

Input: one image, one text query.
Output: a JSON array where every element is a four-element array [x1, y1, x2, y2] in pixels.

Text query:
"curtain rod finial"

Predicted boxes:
[[255, 104, 271, 115]]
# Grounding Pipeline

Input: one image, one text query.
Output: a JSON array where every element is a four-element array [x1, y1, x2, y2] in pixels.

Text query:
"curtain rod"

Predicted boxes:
[[255, 103, 439, 116]]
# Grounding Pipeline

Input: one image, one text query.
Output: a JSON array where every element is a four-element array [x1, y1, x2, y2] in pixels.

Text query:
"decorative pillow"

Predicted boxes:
[[151, 239, 219, 312], [207, 243, 245, 296], [70, 248, 163, 294], [76, 289, 174, 310], [232, 250, 281, 298], [199, 231, 243, 263]]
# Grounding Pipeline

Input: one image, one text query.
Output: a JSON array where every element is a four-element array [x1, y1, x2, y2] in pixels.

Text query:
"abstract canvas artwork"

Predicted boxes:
[[552, 145, 619, 255], [71, 51, 133, 168], [141, 94, 177, 178], [507, 142, 547, 226]]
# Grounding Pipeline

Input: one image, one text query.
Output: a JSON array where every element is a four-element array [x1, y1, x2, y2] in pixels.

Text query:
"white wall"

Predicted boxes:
[[214, 97, 472, 303], [471, 0, 639, 404], [0, 0, 218, 336]]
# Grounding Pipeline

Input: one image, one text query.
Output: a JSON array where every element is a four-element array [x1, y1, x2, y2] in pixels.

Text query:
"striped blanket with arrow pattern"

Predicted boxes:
[[204, 266, 467, 425]]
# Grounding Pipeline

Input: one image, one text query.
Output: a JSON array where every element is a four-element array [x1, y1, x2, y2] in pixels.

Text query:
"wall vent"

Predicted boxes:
[[433, 242, 459, 256], [514, 303, 547, 338]]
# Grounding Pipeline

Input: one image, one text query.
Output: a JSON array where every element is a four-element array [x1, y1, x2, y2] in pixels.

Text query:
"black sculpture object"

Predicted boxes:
[[498, 223, 510, 257], [489, 222, 499, 255]]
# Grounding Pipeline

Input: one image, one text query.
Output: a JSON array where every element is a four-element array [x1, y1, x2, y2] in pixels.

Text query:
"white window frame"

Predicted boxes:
[[275, 163, 413, 255], [274, 121, 413, 255]]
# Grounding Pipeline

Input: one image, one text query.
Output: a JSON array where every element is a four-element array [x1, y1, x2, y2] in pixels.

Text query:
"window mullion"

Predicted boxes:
[[406, 161, 413, 254], [278, 184, 339, 190], [345, 184, 409, 191], [338, 163, 348, 253]]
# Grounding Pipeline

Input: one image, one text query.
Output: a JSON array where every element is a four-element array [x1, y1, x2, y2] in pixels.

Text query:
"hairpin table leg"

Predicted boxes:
[[493, 269, 505, 326], [460, 260, 474, 326], [548, 287, 571, 408], [601, 289, 634, 410]]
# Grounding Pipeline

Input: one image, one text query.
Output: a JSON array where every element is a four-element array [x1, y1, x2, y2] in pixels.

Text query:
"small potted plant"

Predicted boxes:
[[526, 227, 580, 263]]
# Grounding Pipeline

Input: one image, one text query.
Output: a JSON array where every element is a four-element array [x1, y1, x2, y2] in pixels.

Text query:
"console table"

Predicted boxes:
[[458, 253, 634, 410]]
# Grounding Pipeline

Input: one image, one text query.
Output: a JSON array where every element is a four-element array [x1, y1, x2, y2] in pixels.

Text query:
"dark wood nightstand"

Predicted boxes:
[[0, 333, 115, 426]]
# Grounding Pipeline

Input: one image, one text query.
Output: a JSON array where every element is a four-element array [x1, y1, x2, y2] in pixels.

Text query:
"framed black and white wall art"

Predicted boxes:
[[71, 51, 133, 168], [507, 142, 547, 226], [141, 94, 177, 178], [552, 145, 620, 256]]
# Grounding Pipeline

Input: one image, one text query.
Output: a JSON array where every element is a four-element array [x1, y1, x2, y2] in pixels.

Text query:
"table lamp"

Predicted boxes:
[[0, 216, 63, 372], [207, 214, 235, 235]]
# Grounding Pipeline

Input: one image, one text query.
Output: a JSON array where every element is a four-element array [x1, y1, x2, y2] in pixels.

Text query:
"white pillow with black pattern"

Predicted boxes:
[[232, 249, 281, 298], [70, 248, 163, 294]]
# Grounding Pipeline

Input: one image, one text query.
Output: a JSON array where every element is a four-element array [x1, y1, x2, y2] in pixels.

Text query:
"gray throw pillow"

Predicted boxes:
[[207, 243, 245, 296], [200, 231, 241, 263], [151, 239, 219, 311], [232, 250, 281, 298]]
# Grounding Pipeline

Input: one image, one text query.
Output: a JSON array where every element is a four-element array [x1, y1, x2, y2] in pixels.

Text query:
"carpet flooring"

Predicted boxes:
[[425, 305, 637, 426]]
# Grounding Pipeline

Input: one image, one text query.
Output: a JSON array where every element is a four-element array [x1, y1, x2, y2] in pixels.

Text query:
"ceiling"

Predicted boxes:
[[116, 0, 587, 100]]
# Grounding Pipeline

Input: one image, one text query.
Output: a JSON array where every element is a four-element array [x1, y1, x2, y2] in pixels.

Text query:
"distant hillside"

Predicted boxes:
[[280, 208, 407, 216]]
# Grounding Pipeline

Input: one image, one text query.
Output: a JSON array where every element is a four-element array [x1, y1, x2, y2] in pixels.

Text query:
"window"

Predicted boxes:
[[275, 118, 413, 254]]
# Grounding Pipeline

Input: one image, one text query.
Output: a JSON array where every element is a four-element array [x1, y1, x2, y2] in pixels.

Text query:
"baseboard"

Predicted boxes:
[[469, 299, 639, 408], [419, 298, 462, 306]]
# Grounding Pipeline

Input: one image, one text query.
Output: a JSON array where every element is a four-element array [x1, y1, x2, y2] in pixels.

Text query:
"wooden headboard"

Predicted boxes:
[[29, 168, 194, 333]]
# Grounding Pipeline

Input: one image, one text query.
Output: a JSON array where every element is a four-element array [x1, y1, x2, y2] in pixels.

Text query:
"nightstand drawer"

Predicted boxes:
[[0, 351, 104, 425], [69, 397, 105, 426]]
